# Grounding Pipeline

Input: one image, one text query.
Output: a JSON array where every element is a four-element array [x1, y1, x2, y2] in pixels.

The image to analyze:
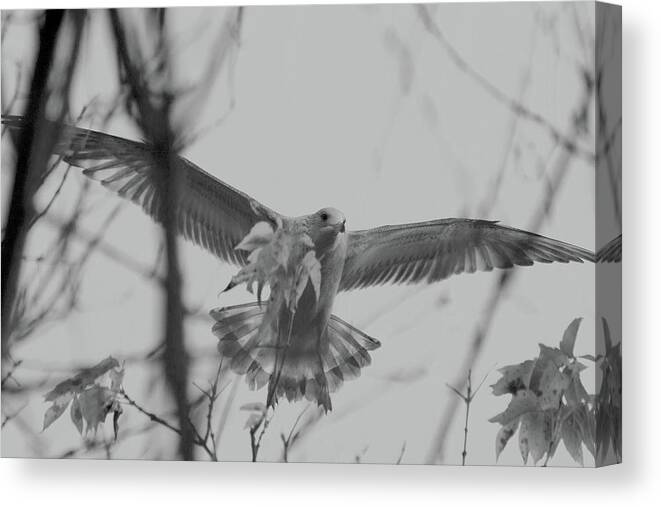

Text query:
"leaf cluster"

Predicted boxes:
[[490, 319, 595, 465], [43, 356, 124, 438], [595, 318, 622, 463], [225, 221, 321, 311]]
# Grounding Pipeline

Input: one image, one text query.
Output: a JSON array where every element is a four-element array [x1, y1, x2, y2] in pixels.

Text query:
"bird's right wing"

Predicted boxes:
[[2, 115, 281, 266], [340, 218, 594, 291]]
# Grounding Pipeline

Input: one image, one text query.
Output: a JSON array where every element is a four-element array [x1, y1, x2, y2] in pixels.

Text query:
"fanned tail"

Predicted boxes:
[[211, 302, 271, 391], [211, 303, 380, 412]]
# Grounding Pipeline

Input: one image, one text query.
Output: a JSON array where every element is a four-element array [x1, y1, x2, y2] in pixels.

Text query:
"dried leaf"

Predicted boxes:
[[490, 360, 535, 396], [564, 363, 590, 407], [575, 404, 596, 458], [519, 411, 552, 465], [43, 392, 74, 431], [45, 356, 120, 401], [495, 419, 519, 460], [519, 424, 530, 464], [602, 317, 613, 350], [489, 390, 538, 425], [596, 329, 622, 464], [70, 396, 83, 435], [537, 344, 570, 369], [490, 318, 599, 465], [528, 353, 570, 411], [560, 318, 582, 357], [43, 357, 124, 436], [78, 385, 113, 434], [300, 250, 321, 302], [227, 223, 319, 316], [235, 222, 274, 252], [562, 414, 584, 465], [109, 367, 124, 393], [110, 399, 122, 441]]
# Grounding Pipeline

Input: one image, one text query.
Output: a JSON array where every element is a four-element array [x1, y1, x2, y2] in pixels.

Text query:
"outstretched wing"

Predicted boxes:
[[2, 115, 280, 266], [340, 218, 594, 291], [596, 234, 622, 263]]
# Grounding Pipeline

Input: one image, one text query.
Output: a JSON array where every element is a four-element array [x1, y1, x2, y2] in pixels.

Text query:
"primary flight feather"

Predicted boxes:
[[2, 115, 595, 412]]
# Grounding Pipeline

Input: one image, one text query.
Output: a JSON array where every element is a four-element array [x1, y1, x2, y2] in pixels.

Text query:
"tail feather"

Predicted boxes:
[[213, 302, 272, 390], [211, 302, 380, 412]]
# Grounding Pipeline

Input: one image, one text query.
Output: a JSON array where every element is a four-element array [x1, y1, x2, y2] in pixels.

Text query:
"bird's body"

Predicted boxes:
[[2, 115, 595, 412], [214, 208, 370, 411]]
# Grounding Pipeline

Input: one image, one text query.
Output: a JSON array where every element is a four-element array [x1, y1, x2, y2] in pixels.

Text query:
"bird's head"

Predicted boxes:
[[305, 207, 347, 247]]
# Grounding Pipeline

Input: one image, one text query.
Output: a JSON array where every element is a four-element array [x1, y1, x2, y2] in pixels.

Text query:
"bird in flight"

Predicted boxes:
[[2, 116, 594, 412]]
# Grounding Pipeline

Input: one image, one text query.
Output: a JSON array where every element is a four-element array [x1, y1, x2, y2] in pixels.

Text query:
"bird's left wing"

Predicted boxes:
[[2, 115, 281, 266], [339, 218, 594, 291]]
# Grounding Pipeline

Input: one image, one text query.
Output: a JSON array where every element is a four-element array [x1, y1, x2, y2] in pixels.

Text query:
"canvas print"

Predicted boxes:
[[1, 2, 621, 466]]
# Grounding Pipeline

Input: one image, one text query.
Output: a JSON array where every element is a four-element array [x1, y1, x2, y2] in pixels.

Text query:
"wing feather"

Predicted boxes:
[[596, 234, 622, 263], [2, 115, 280, 265], [340, 218, 594, 291]]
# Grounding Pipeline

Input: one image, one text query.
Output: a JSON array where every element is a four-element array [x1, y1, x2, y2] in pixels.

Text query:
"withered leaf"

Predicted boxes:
[[43, 357, 124, 436], [43, 392, 74, 431], [490, 318, 597, 466], [227, 222, 321, 314], [529, 357, 570, 411], [235, 222, 274, 252], [78, 385, 114, 434], [519, 411, 552, 465], [560, 318, 582, 357], [491, 360, 535, 396], [70, 396, 84, 435], [44, 356, 119, 402], [495, 419, 519, 460], [562, 413, 584, 465], [489, 390, 539, 426]]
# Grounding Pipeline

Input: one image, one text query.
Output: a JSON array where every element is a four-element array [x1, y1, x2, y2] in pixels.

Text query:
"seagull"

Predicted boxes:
[[2, 115, 594, 411]]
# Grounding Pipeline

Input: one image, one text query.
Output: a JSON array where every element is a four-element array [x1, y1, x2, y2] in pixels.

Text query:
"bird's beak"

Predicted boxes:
[[339, 220, 346, 233]]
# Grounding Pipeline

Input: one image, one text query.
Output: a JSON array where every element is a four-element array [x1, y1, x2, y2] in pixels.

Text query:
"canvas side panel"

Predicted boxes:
[[595, 1, 622, 467]]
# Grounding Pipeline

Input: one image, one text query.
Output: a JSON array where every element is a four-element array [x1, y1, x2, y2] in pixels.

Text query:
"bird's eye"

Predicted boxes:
[[321, 212, 328, 221]]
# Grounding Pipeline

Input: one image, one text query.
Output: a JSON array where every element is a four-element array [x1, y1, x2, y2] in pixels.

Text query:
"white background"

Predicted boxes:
[[0, 0, 658, 505]]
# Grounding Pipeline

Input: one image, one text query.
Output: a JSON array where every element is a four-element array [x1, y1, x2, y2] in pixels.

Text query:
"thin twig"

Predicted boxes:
[[190, 358, 225, 460], [251, 410, 272, 462], [280, 405, 309, 462], [395, 441, 407, 464], [445, 367, 491, 465], [1, 359, 23, 388], [120, 389, 183, 437], [446, 370, 470, 465]]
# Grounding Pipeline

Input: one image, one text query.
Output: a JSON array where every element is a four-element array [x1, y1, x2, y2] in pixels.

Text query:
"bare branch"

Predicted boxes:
[[109, 9, 193, 460], [2, 10, 72, 357]]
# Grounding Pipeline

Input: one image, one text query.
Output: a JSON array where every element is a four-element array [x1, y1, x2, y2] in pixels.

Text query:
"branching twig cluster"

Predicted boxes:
[[445, 369, 489, 465], [119, 358, 229, 460]]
